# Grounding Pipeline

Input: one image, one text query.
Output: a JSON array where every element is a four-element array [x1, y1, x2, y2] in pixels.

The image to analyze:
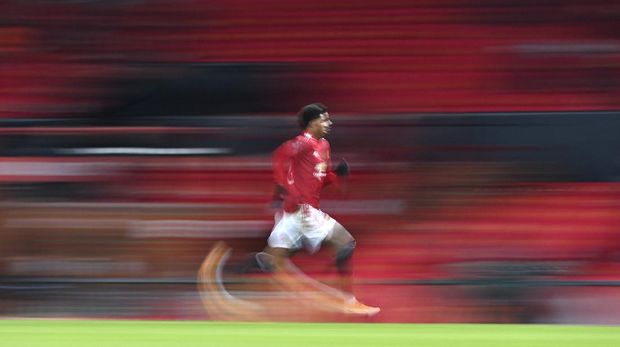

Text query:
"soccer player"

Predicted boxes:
[[257, 102, 380, 315]]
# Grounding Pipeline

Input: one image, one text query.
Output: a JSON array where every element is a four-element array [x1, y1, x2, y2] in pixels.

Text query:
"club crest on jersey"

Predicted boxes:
[[313, 162, 327, 180]]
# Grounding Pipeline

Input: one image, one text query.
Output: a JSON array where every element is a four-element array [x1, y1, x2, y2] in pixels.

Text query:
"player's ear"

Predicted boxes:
[[307, 118, 318, 128]]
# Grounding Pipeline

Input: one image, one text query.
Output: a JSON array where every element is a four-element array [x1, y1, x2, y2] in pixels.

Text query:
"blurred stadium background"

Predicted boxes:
[[1, 0, 620, 325]]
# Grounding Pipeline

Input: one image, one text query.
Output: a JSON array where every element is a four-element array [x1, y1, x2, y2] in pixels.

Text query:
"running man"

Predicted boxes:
[[258, 102, 380, 315]]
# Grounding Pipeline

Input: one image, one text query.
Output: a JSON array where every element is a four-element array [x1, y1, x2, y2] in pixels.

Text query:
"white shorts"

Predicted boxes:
[[267, 204, 337, 254]]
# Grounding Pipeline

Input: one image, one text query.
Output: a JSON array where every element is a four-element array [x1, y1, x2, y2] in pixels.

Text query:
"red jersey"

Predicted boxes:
[[273, 132, 339, 212]]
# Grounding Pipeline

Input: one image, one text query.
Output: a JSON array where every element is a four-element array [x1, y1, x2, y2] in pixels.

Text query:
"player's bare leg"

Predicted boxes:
[[325, 223, 356, 294], [262, 246, 365, 313], [198, 242, 345, 321], [325, 222, 380, 315], [262, 246, 334, 294]]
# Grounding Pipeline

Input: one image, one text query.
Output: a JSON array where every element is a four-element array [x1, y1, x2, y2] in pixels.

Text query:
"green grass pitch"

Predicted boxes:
[[2, 320, 619, 347]]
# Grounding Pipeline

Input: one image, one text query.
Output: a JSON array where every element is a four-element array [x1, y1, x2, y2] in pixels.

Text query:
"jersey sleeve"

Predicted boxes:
[[272, 139, 303, 203], [272, 140, 295, 187], [272, 139, 303, 199]]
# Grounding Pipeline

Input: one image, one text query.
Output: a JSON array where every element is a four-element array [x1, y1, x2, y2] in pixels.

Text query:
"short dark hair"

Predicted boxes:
[[298, 102, 327, 129]]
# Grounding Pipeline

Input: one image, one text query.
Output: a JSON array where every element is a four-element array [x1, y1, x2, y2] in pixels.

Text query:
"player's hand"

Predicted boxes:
[[334, 159, 350, 177]]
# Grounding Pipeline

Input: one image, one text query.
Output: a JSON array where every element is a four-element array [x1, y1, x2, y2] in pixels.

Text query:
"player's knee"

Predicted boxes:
[[255, 252, 275, 273], [335, 240, 356, 268]]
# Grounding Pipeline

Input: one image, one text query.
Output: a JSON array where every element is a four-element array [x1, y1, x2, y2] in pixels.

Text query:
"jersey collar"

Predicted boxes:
[[303, 131, 317, 140]]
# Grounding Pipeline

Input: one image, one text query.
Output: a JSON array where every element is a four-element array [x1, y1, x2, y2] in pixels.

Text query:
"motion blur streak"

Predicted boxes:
[[1, 1, 620, 325]]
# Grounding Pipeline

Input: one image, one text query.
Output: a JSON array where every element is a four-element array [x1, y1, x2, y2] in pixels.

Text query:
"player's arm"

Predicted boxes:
[[272, 140, 302, 203]]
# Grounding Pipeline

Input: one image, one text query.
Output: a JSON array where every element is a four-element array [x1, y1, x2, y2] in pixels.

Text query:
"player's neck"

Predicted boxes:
[[304, 130, 323, 140]]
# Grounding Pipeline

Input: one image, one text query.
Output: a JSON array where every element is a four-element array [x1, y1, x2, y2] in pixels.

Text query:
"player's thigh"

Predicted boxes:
[[301, 206, 337, 252], [301, 206, 354, 249], [324, 221, 355, 249]]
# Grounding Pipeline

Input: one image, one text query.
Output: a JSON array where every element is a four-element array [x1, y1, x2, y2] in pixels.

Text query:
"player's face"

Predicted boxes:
[[317, 112, 332, 137]]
